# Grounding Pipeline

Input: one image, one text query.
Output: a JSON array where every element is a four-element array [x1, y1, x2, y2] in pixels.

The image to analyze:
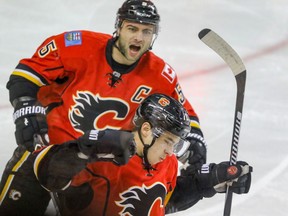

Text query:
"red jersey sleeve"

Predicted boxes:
[[12, 31, 111, 87]]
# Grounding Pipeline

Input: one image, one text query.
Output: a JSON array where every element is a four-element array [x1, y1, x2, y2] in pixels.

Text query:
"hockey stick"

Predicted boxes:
[[198, 28, 246, 216]]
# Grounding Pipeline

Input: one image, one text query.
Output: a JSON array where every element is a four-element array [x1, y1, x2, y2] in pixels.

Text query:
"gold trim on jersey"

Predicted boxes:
[[33, 145, 54, 180], [0, 150, 30, 205], [164, 189, 174, 206], [12, 69, 45, 87], [190, 120, 200, 129]]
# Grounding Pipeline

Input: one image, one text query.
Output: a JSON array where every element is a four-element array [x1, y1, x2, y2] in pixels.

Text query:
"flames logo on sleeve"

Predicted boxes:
[[69, 91, 129, 133], [115, 183, 167, 216]]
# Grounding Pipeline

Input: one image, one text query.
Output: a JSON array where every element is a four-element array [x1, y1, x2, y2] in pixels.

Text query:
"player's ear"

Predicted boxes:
[[141, 122, 153, 138]]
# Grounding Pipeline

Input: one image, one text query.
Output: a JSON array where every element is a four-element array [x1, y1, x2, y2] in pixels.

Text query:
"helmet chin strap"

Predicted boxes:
[[137, 127, 157, 176], [112, 36, 129, 61]]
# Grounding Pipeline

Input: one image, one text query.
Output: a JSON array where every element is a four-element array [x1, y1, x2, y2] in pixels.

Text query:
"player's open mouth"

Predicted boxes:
[[129, 45, 141, 55]]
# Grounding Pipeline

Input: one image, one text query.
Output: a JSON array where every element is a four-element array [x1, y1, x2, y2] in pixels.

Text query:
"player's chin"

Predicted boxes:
[[125, 54, 141, 63], [156, 157, 165, 164], [148, 158, 160, 166], [127, 51, 140, 61]]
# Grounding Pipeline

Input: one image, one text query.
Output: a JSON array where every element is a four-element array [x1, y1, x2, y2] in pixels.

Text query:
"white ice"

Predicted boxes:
[[0, 0, 287, 215]]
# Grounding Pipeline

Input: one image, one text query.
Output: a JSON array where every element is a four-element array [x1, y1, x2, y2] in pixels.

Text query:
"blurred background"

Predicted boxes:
[[1, 0, 288, 215]]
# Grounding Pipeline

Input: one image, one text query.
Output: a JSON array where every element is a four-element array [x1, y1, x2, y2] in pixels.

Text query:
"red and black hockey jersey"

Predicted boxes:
[[10, 30, 200, 144], [33, 138, 180, 216], [72, 155, 178, 215]]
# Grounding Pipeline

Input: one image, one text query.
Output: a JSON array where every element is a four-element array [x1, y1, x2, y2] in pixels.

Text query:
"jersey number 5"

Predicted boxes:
[[38, 40, 57, 58]]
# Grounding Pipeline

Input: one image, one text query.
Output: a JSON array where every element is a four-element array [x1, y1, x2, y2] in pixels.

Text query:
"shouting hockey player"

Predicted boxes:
[[0, 1, 207, 215]]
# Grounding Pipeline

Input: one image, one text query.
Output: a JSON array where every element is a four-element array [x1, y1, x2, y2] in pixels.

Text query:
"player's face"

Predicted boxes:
[[115, 21, 154, 65], [147, 131, 180, 165]]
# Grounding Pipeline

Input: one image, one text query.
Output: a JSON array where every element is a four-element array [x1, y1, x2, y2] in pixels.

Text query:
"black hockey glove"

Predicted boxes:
[[178, 132, 207, 173], [77, 129, 136, 165], [197, 161, 253, 198], [13, 98, 49, 152]]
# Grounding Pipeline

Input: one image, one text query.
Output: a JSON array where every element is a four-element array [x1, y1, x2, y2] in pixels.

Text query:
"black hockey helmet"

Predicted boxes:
[[115, 0, 160, 34], [133, 93, 190, 140]]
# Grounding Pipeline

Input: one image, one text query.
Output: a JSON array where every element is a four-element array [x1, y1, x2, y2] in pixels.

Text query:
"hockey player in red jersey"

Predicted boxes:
[[33, 93, 252, 216], [0, 1, 208, 215]]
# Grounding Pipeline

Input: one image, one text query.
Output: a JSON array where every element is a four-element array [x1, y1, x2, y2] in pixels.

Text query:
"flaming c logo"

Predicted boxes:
[[69, 92, 129, 133], [116, 183, 167, 215]]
